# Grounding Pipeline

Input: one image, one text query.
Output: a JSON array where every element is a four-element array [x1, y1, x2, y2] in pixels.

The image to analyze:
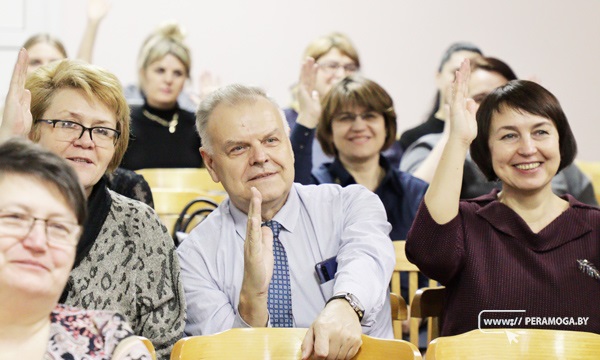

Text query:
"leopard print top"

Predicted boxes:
[[62, 190, 185, 360]]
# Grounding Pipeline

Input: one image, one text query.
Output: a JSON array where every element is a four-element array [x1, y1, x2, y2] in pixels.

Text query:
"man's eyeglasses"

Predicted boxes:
[[333, 111, 380, 123], [35, 120, 120, 147], [0, 210, 80, 248], [317, 62, 359, 75]]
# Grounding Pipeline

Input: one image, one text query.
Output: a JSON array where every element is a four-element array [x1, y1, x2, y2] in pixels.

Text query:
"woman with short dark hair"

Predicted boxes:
[[406, 60, 600, 336], [0, 138, 151, 359], [293, 73, 427, 240]]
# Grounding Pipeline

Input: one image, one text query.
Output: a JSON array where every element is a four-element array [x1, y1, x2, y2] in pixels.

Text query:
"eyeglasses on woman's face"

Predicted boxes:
[[332, 110, 381, 123], [317, 61, 359, 75], [35, 119, 120, 147], [0, 209, 80, 249]]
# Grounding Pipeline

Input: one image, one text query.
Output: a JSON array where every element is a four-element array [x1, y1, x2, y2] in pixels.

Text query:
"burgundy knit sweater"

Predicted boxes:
[[406, 190, 600, 336]]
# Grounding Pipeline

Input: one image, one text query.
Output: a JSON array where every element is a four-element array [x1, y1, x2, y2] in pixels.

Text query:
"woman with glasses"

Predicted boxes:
[[286, 32, 360, 171], [291, 72, 429, 342], [293, 71, 427, 240], [0, 138, 151, 359], [2, 50, 185, 359], [120, 21, 202, 170], [11, 0, 153, 207]]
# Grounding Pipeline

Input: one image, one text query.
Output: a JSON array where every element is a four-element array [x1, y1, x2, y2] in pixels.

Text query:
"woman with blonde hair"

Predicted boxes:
[[121, 21, 202, 170], [286, 32, 361, 171], [22, 33, 68, 74], [2, 49, 185, 359]]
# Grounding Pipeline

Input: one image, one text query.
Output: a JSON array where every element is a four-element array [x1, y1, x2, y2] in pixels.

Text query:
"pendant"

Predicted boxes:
[[169, 125, 176, 133]]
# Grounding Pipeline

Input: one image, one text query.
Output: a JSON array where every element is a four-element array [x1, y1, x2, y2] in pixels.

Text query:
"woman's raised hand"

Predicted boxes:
[[296, 57, 321, 129], [447, 59, 478, 145], [87, 0, 111, 23], [1, 49, 32, 142]]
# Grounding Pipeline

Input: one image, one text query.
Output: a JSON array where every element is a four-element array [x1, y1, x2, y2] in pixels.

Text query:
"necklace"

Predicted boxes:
[[143, 109, 179, 133]]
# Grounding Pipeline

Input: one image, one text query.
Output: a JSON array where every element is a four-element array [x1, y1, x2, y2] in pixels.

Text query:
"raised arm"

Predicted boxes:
[[424, 59, 478, 224], [77, 0, 111, 62], [1, 49, 32, 142], [291, 57, 321, 183], [189, 70, 222, 107], [295, 57, 321, 129]]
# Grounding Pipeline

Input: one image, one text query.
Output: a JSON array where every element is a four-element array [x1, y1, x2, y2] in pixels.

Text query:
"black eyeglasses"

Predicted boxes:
[[35, 120, 120, 147], [333, 111, 381, 123]]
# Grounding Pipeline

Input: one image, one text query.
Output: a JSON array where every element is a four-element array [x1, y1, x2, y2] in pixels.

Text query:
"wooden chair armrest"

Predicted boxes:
[[411, 286, 445, 318], [390, 292, 408, 321]]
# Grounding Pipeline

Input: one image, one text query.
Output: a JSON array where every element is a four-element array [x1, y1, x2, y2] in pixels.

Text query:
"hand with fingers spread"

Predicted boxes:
[[301, 299, 362, 360], [296, 57, 321, 129], [447, 59, 478, 146], [193, 70, 221, 105], [1, 49, 32, 142], [238, 187, 274, 327], [423, 58, 479, 224]]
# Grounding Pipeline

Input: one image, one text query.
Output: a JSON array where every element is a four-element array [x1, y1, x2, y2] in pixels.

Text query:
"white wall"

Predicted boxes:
[[2, 0, 600, 160]]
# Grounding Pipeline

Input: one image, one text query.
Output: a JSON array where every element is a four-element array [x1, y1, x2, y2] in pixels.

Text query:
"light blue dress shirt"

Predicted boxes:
[[178, 183, 395, 338]]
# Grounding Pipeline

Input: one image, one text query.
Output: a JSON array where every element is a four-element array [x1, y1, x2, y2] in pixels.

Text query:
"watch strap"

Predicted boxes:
[[326, 293, 364, 321]]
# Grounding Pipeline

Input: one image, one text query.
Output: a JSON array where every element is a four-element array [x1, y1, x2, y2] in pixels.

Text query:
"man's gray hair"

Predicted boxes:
[[196, 84, 288, 153]]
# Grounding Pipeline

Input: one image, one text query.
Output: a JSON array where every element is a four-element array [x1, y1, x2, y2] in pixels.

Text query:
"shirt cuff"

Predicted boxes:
[[233, 309, 272, 328]]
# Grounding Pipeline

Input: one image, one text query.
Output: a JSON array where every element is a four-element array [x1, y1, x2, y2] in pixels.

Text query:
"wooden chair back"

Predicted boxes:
[[152, 189, 219, 238], [427, 328, 600, 360], [411, 286, 446, 344], [170, 328, 422, 360], [152, 190, 210, 215], [136, 167, 226, 193], [136, 336, 156, 360], [392, 241, 437, 347]]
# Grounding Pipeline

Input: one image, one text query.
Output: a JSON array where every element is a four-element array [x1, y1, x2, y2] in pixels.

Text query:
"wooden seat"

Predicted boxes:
[[392, 241, 437, 347], [411, 286, 446, 344], [426, 328, 600, 360], [170, 328, 422, 359]]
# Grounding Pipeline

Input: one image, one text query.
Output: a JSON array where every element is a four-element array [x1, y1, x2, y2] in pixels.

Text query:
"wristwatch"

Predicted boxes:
[[326, 293, 364, 321]]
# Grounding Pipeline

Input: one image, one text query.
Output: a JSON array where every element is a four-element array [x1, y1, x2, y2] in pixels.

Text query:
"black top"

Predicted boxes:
[[106, 167, 154, 208], [312, 156, 428, 241], [121, 103, 203, 170], [398, 113, 445, 151]]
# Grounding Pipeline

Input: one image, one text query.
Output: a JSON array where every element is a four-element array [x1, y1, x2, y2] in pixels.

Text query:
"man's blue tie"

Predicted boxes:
[[263, 220, 294, 327]]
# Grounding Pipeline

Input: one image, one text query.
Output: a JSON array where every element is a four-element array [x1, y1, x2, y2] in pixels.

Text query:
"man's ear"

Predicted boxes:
[[200, 147, 220, 183]]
